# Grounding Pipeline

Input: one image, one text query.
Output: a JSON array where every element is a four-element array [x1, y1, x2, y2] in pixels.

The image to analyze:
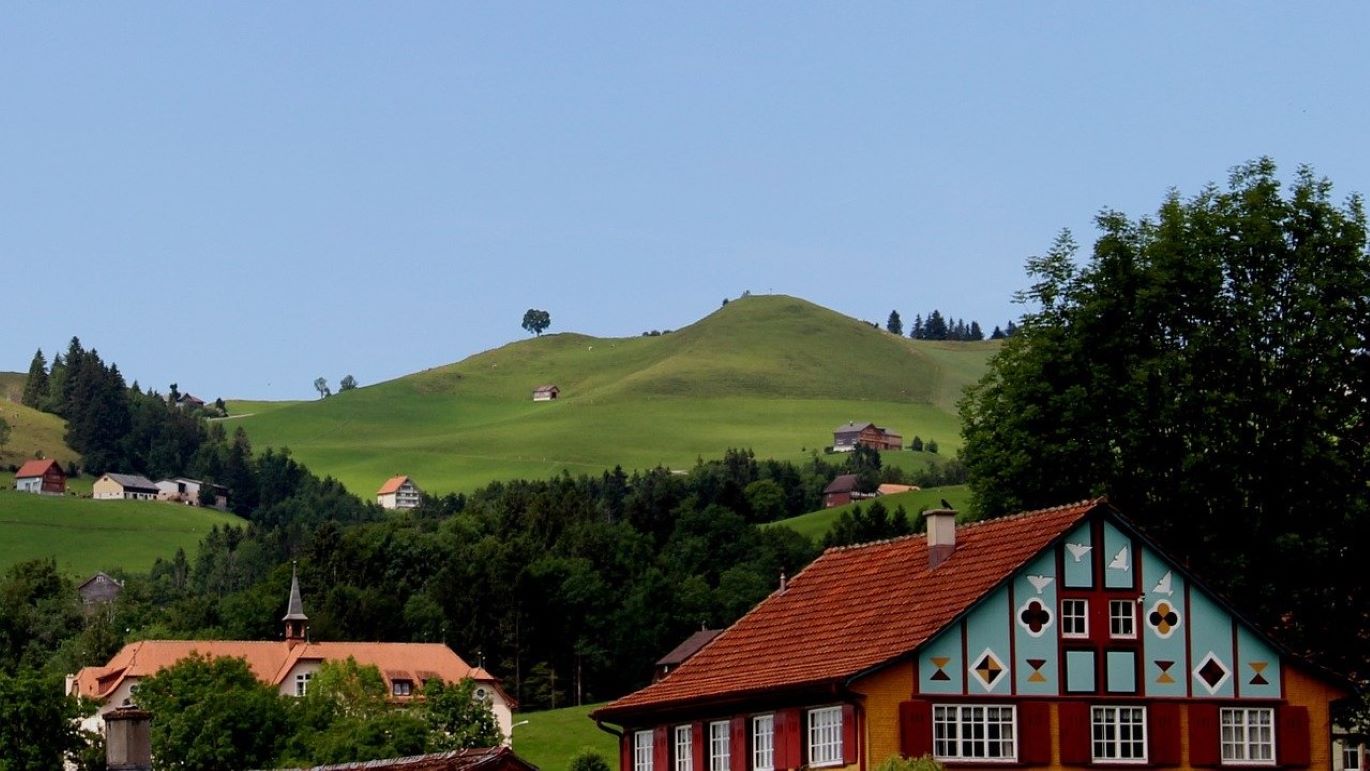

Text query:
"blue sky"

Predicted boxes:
[[4, 4, 1368, 399]]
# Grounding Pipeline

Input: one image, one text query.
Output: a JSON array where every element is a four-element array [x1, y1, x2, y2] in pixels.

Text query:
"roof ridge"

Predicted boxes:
[[820, 497, 1104, 553]]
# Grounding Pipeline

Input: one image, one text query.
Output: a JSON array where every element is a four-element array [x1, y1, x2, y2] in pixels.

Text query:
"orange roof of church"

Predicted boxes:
[[70, 639, 501, 702], [15, 458, 61, 479], [594, 499, 1105, 720], [377, 475, 413, 495]]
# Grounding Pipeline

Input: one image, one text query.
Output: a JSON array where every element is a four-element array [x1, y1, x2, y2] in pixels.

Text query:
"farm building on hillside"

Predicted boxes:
[[876, 483, 920, 496], [78, 572, 124, 605], [822, 474, 860, 508], [14, 458, 66, 495], [155, 477, 228, 510], [68, 569, 515, 742], [92, 473, 159, 501], [174, 393, 205, 410], [593, 499, 1354, 771], [654, 629, 722, 683], [378, 475, 424, 509], [532, 384, 561, 401], [832, 421, 902, 452]]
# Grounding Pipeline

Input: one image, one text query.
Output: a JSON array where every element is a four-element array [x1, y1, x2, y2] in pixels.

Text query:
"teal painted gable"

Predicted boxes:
[[1101, 520, 1135, 589], [1062, 522, 1093, 588], [918, 625, 963, 694], [1188, 587, 1236, 698], [964, 586, 1013, 694], [1139, 545, 1188, 697], [1236, 623, 1282, 699], [1012, 552, 1058, 695]]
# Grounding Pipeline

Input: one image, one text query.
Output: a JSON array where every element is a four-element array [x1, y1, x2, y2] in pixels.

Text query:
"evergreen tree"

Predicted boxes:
[[925, 310, 948, 340], [20, 349, 48, 408], [911, 315, 923, 339], [969, 321, 984, 340], [990, 326, 1005, 340], [886, 310, 903, 336], [1004, 320, 1018, 337]]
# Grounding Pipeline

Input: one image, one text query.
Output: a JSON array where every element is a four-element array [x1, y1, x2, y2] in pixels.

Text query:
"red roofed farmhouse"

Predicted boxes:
[[591, 499, 1352, 771], [13, 458, 66, 495], [378, 474, 424, 509], [69, 569, 513, 742]]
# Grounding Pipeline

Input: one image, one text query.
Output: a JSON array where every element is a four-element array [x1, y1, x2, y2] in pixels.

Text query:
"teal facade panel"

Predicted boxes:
[[1012, 552, 1059, 695], [1106, 650, 1137, 693], [1101, 519, 1135, 589], [1236, 622, 1282, 699], [964, 586, 1013, 694], [1061, 522, 1094, 588], [1139, 545, 1188, 697], [919, 625, 963, 694], [1188, 588, 1236, 698], [1065, 649, 1096, 693]]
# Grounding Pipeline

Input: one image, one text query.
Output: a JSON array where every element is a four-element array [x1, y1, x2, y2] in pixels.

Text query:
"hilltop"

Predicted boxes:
[[233, 296, 997, 494], [0, 372, 78, 470]]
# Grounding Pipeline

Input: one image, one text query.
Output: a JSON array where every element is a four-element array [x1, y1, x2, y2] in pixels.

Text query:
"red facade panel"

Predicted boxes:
[[1278, 705, 1311, 767], [621, 734, 632, 771], [1189, 703, 1221, 768], [1149, 702, 1182, 766], [841, 704, 858, 765], [654, 726, 669, 771], [1058, 701, 1091, 765], [1018, 701, 1052, 765], [898, 699, 932, 758], [692, 723, 705, 771], [776, 708, 801, 770], [730, 716, 748, 771]]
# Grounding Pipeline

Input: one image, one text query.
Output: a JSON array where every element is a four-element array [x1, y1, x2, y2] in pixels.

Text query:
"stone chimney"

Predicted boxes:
[[924, 508, 957, 569], [105, 706, 152, 771]]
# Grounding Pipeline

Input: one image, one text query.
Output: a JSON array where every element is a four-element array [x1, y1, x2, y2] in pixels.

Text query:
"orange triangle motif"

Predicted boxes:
[[1250, 661, 1268, 673], [932, 656, 951, 668], [1028, 671, 1047, 683], [1157, 672, 1175, 684]]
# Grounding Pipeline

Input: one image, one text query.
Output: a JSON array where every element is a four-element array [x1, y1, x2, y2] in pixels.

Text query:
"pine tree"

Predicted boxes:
[[886, 310, 903, 336], [990, 326, 1005, 340], [911, 315, 923, 339], [20, 349, 48, 408], [969, 321, 985, 341]]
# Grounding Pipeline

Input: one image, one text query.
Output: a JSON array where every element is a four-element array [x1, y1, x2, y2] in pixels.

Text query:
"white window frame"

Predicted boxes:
[[1092, 705, 1147, 763], [807, 706, 844, 767], [392, 679, 412, 696], [709, 721, 730, 771], [295, 671, 313, 696], [1343, 742, 1362, 771], [933, 704, 1018, 762], [1062, 598, 1090, 638], [675, 725, 694, 771], [753, 715, 775, 771], [635, 730, 654, 771], [1109, 600, 1137, 639], [1220, 707, 1276, 765]]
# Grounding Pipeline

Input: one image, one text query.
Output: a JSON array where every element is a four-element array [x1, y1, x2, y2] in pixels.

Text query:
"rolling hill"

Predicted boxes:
[[0, 373, 78, 470], [767, 484, 975, 543], [233, 296, 997, 495]]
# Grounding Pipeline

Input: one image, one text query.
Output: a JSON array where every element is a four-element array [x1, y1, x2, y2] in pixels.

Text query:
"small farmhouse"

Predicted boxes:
[[593, 499, 1352, 771], [175, 393, 206, 410], [92, 473, 159, 501], [13, 458, 66, 495], [78, 572, 124, 605], [532, 384, 560, 401], [155, 477, 228, 510], [822, 474, 859, 508], [378, 475, 424, 509], [68, 570, 515, 742], [832, 422, 902, 452]]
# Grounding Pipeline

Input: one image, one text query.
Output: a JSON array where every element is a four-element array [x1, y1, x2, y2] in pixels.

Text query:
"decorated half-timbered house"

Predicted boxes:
[[591, 499, 1352, 771]]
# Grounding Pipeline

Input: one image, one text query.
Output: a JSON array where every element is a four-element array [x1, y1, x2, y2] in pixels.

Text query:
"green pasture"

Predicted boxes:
[[0, 394, 78, 470], [768, 484, 975, 543], [512, 703, 617, 771], [0, 484, 244, 577], [232, 296, 996, 495]]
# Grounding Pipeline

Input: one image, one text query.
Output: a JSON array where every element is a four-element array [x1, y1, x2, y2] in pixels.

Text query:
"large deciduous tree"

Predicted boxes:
[[960, 159, 1370, 680], [521, 309, 551, 336]]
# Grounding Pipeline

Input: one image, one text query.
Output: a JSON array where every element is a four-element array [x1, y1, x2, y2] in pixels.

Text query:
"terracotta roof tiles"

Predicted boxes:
[[15, 458, 60, 479], [377, 475, 412, 495]]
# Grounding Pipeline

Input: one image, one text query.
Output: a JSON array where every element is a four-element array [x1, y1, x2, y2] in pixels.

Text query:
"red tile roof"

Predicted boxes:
[[15, 458, 60, 479], [266, 746, 538, 771], [377, 475, 412, 495], [594, 499, 1105, 720]]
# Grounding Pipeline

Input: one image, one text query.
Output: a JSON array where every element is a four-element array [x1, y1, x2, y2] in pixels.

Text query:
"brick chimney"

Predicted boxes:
[[924, 508, 957, 569], [105, 706, 152, 771]]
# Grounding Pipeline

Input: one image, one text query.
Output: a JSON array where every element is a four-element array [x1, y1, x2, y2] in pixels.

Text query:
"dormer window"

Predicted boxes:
[[393, 679, 413, 696]]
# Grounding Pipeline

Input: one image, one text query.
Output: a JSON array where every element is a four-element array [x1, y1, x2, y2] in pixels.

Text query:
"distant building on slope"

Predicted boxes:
[[654, 629, 722, 683], [378, 475, 424, 509], [92, 473, 159, 501], [822, 474, 859, 508], [832, 421, 902, 452], [14, 458, 66, 495], [155, 477, 229, 510], [78, 572, 124, 605], [532, 384, 560, 402]]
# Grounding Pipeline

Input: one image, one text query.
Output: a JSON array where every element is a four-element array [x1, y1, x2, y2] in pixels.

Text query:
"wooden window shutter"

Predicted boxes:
[[693, 723, 706, 771], [1018, 701, 1052, 765], [842, 704, 859, 765], [777, 708, 802, 770], [1188, 703, 1221, 768], [1149, 702, 1182, 766], [898, 699, 932, 759], [730, 716, 748, 771], [1277, 705, 1311, 768], [655, 726, 670, 771], [1058, 701, 1092, 765], [622, 733, 633, 771]]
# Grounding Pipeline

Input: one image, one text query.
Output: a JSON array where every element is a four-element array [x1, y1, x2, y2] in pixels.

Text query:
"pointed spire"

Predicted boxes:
[[283, 561, 307, 622]]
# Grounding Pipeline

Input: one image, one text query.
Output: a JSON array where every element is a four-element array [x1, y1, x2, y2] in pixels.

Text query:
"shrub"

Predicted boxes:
[[873, 754, 945, 771], [569, 749, 613, 771]]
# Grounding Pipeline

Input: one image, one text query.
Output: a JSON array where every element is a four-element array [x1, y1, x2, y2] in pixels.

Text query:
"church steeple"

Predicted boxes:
[[282, 562, 308, 647]]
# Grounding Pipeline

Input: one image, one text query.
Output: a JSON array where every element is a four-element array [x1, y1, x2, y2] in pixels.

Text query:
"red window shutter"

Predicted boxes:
[[898, 699, 932, 758], [655, 726, 670, 771], [842, 704, 859, 765], [693, 723, 706, 771], [777, 708, 801, 770], [1149, 702, 1182, 766], [1018, 701, 1052, 765], [1188, 704, 1221, 768], [1058, 701, 1092, 765], [1278, 705, 1311, 768], [622, 733, 633, 771], [731, 716, 748, 771]]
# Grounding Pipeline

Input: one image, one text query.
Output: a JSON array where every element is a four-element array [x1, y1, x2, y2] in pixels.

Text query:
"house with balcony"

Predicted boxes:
[[378, 475, 424, 509], [591, 499, 1351, 771]]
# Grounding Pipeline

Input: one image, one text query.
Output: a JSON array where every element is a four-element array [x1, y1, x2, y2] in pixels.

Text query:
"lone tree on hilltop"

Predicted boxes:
[[313, 377, 330, 399], [886, 310, 903, 336], [522, 309, 552, 336], [339, 375, 358, 392]]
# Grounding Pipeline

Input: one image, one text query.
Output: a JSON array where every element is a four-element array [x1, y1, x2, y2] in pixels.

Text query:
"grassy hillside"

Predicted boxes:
[[0, 379, 78, 470], [768, 484, 975, 543], [0, 485, 244, 576], [232, 296, 997, 495], [512, 703, 617, 771]]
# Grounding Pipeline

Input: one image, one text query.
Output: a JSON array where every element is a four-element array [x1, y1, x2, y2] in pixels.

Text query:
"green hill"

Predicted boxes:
[[512, 703, 617, 771], [768, 484, 975, 543], [0, 375, 78, 470], [0, 484, 245, 577], [233, 296, 997, 495]]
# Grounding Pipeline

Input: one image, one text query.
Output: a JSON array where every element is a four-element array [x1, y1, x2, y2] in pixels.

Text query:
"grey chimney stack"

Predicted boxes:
[[924, 508, 957, 569], [105, 706, 152, 771]]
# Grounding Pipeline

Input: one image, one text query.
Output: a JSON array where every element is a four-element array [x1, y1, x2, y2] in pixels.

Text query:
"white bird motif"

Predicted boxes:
[[1109, 546, 1130, 572], [1027, 575, 1054, 594], [1153, 570, 1173, 596], [1066, 543, 1092, 562]]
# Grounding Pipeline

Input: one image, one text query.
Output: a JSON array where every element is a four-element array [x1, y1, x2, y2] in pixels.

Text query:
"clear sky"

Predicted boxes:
[[4, 3, 1368, 399]]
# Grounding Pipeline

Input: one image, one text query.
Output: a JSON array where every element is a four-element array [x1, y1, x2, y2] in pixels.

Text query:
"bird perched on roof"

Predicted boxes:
[[941, 498, 953, 509]]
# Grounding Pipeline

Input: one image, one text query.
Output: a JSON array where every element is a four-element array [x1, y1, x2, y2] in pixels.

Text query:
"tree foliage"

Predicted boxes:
[[886, 310, 902, 336], [960, 159, 1370, 679], [20, 349, 47, 408], [339, 375, 358, 392], [521, 309, 552, 336], [0, 668, 91, 770]]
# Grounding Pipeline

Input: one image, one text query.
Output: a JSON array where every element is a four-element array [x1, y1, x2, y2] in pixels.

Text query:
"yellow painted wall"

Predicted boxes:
[[852, 659, 914, 766], [1287, 664, 1347, 771]]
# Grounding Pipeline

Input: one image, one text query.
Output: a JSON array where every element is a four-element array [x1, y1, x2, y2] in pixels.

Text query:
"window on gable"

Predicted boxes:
[[295, 672, 313, 697], [392, 679, 413, 697], [933, 704, 1017, 761], [1062, 598, 1089, 638], [1109, 600, 1136, 639], [808, 706, 843, 767], [634, 730, 654, 771], [1221, 708, 1275, 765], [753, 715, 774, 771], [1092, 705, 1146, 763], [709, 721, 730, 771], [675, 725, 694, 771]]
